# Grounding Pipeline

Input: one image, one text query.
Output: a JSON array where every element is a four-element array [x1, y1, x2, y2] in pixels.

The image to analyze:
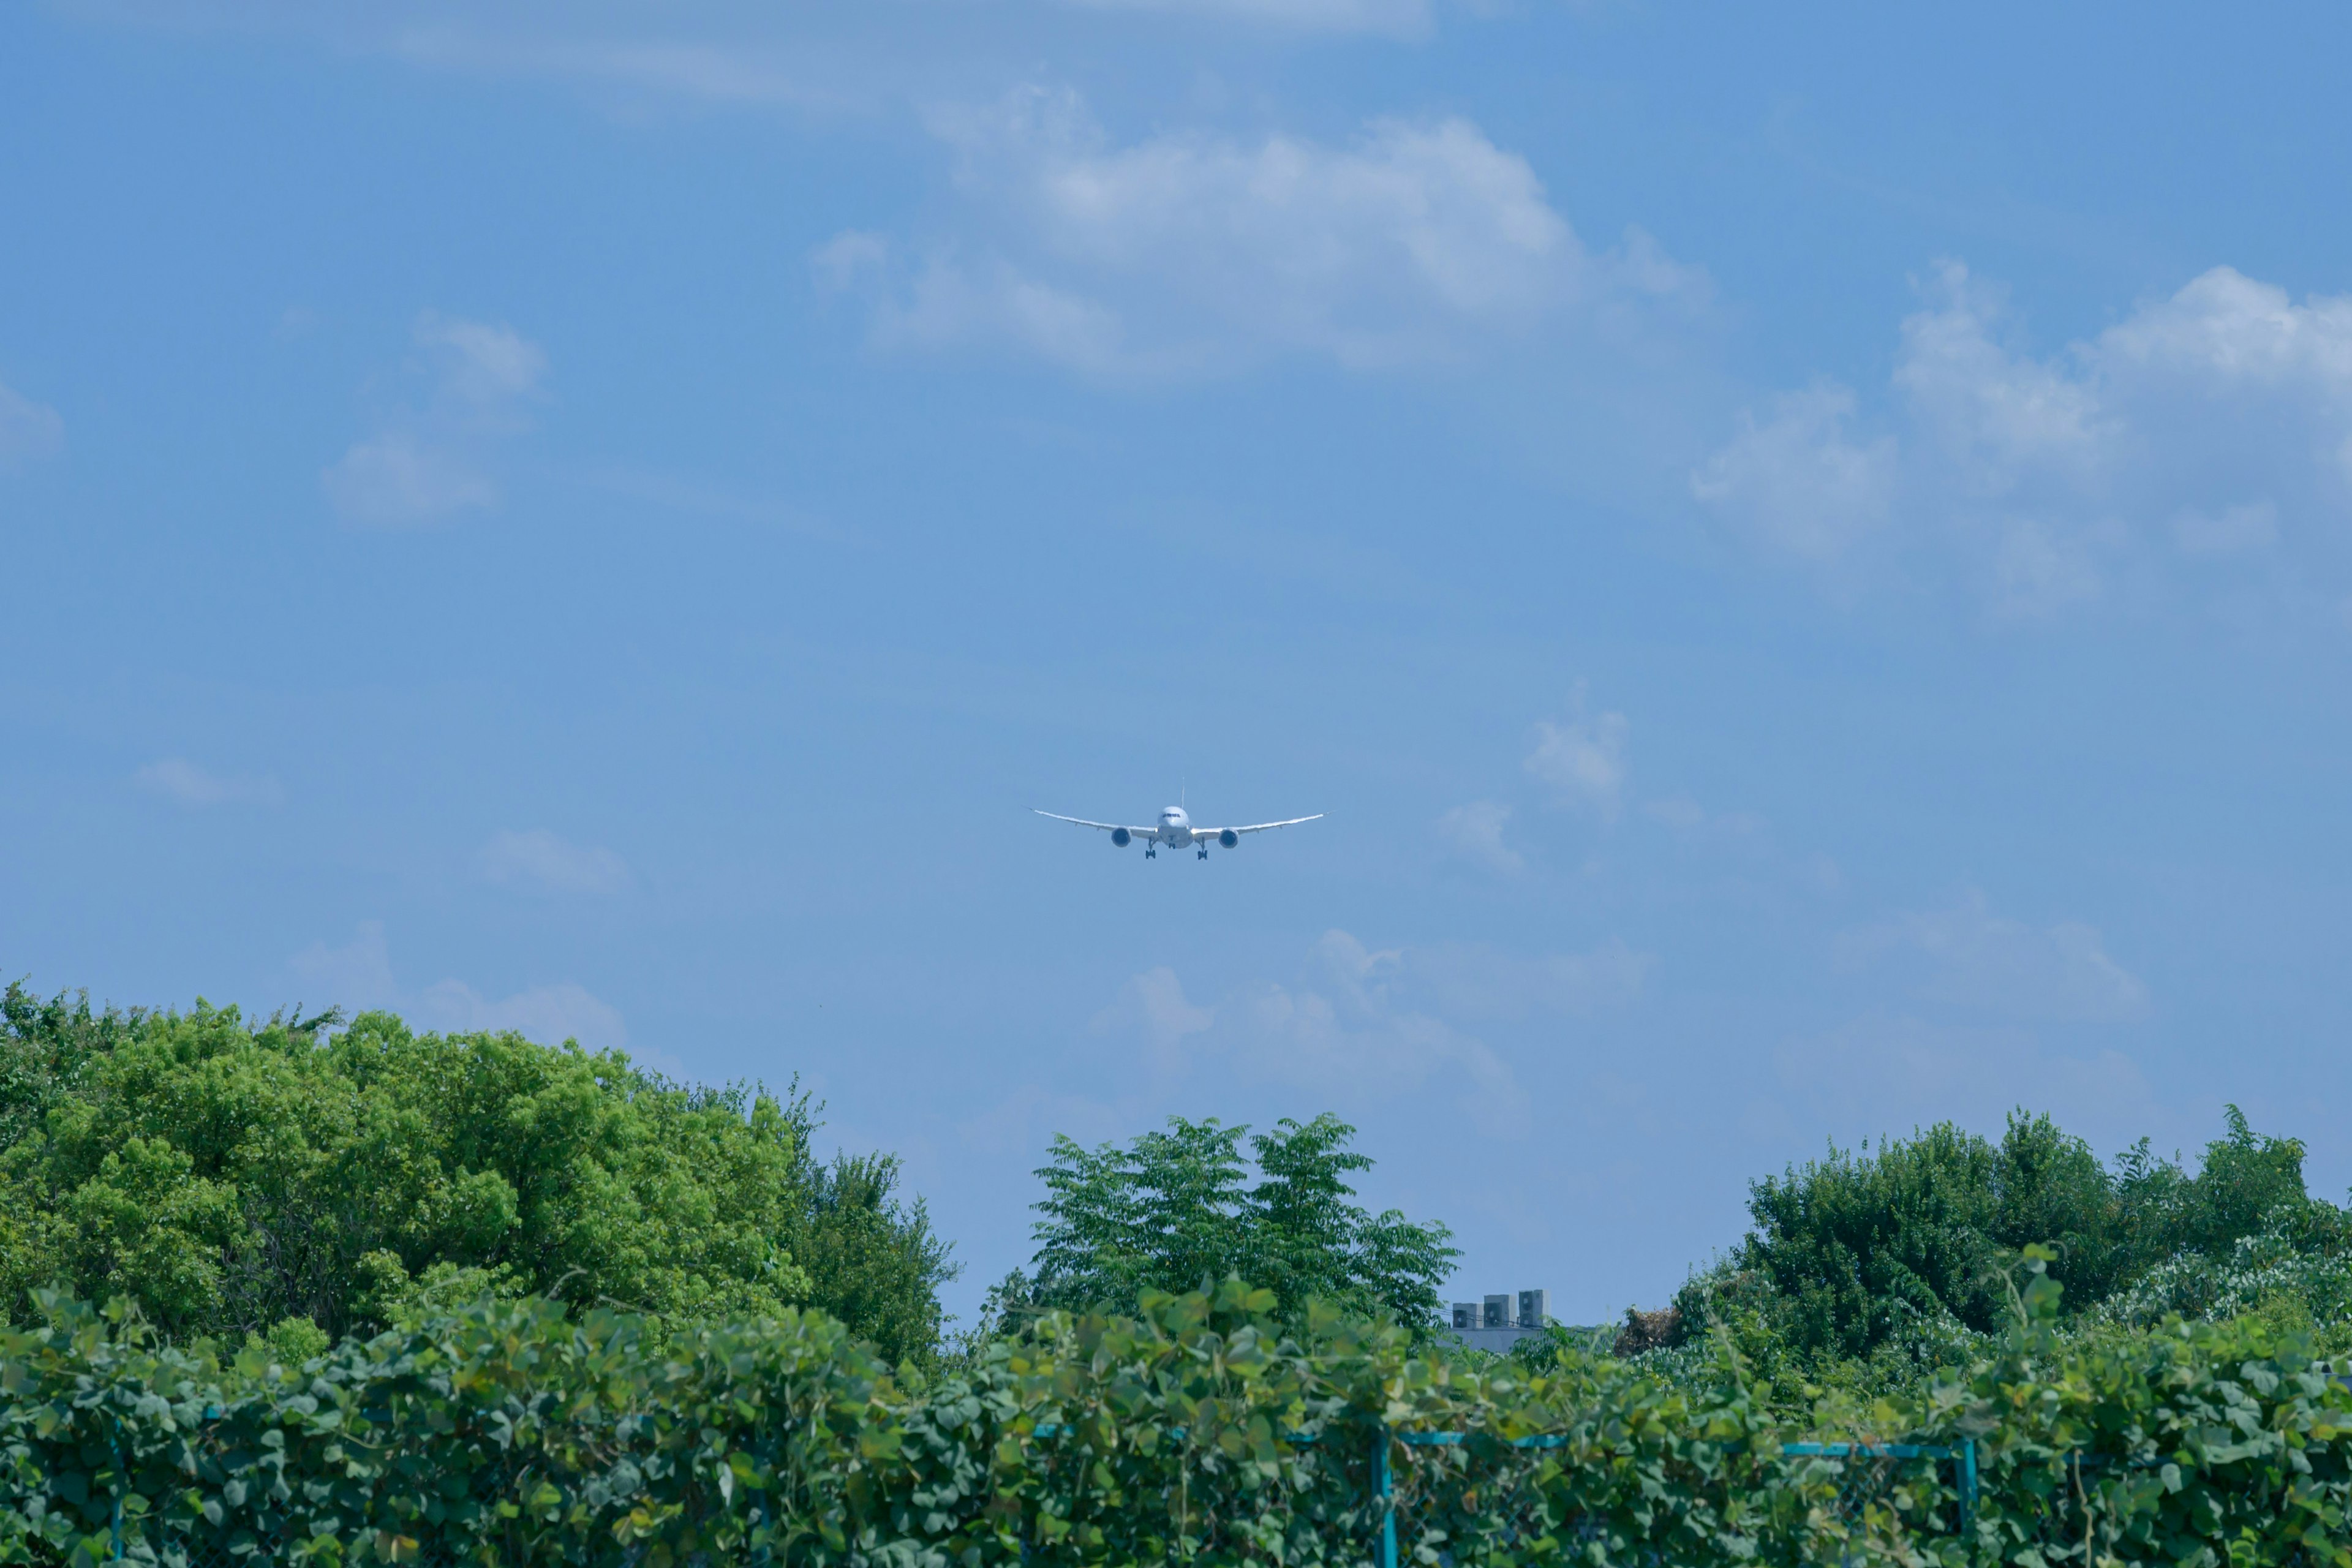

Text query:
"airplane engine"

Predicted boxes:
[[1110, 827, 1131, 847], [1219, 828, 1239, 849]]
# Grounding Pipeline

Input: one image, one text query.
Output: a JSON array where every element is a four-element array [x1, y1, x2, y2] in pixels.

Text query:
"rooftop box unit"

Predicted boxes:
[[1452, 1302, 1479, 1332], [1518, 1289, 1549, 1330], [1483, 1294, 1514, 1330]]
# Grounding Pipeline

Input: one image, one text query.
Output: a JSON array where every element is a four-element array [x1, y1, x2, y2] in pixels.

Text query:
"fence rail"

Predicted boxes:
[[1374, 1431, 1981, 1568], [44, 1420, 2000, 1568]]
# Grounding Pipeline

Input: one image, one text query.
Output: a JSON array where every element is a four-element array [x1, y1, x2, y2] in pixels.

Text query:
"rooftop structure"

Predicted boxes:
[[1442, 1288, 1550, 1354]]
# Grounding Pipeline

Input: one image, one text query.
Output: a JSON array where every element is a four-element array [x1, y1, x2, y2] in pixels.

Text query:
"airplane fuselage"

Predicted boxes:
[[1032, 804, 1320, 858]]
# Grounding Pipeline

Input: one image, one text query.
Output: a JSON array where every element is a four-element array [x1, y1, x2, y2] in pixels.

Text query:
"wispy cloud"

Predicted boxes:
[[325, 432, 499, 522], [325, 311, 546, 526], [1090, 965, 1216, 1076], [1090, 938, 1527, 1132], [1762, 1014, 2163, 1155], [1691, 383, 1896, 563], [385, 26, 850, 110], [1437, 800, 1524, 873], [55, 0, 1437, 122], [1525, 686, 1629, 818], [137, 757, 284, 807], [288, 922, 399, 1011], [288, 921, 628, 1052], [480, 828, 633, 896], [1060, 0, 1429, 34], [1091, 930, 1651, 1139], [1640, 795, 1765, 840], [1836, 889, 2149, 1022], [415, 978, 629, 1052], [1400, 938, 1652, 1023], [0, 377, 64, 470], [1230, 932, 1533, 1136]]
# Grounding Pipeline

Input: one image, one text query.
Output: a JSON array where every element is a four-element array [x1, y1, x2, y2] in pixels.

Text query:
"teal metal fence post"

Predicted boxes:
[[1958, 1439, 1977, 1536], [1376, 1425, 1396, 1568], [108, 1417, 124, 1567]]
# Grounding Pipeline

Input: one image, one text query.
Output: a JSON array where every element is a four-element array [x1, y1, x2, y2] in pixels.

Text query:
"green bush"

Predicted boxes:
[[0, 983, 953, 1365], [1676, 1107, 2330, 1370], [7, 1262, 2348, 1568]]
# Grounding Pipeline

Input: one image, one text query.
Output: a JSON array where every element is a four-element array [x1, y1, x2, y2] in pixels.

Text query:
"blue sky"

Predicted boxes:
[[7, 0, 2352, 1329]]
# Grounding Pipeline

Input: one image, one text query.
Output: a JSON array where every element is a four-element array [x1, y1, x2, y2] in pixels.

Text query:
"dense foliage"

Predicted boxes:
[[1009, 1113, 1458, 1332], [14, 964, 2352, 1567], [7, 1257, 2348, 1568], [0, 982, 954, 1365], [1645, 1106, 2348, 1400]]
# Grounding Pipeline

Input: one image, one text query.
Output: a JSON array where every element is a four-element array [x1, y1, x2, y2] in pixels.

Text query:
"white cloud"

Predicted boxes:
[[811, 230, 889, 290], [1399, 937, 1652, 1022], [1695, 260, 2352, 612], [2172, 500, 2277, 557], [289, 922, 399, 1011], [136, 757, 285, 807], [1838, 889, 2149, 1022], [0, 378, 64, 470], [1642, 796, 1706, 831], [2098, 263, 2352, 395], [323, 433, 499, 524], [1764, 1014, 2162, 1154], [68, 3, 1430, 116], [414, 311, 546, 406], [285, 922, 626, 1051], [325, 311, 544, 526], [1091, 930, 1648, 1139], [824, 87, 1703, 376], [1891, 265, 2112, 481], [1689, 383, 1896, 561], [1437, 799, 1523, 873], [1640, 794, 1766, 842], [480, 828, 633, 895], [1525, 687, 1629, 816], [416, 978, 628, 1052], [1090, 965, 1215, 1074], [958, 1083, 1129, 1157], [1093, 938, 1526, 1129], [871, 255, 1139, 376], [1231, 932, 1531, 1136], [386, 26, 846, 109]]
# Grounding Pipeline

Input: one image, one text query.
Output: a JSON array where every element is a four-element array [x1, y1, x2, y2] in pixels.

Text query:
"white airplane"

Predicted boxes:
[[1034, 804, 1324, 859]]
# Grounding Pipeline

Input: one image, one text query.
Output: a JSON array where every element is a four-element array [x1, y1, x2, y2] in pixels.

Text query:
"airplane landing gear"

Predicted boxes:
[[1197, 848, 1208, 859], [1144, 848, 1156, 858]]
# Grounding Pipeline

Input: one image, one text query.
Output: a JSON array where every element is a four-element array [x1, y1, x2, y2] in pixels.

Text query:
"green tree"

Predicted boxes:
[[1681, 1106, 2323, 1365], [1023, 1112, 1457, 1329], [0, 980, 956, 1364], [2168, 1104, 2313, 1255], [794, 1150, 956, 1366]]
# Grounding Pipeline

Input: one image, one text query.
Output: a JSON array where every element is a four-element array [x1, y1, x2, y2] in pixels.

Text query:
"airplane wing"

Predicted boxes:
[[1034, 810, 1157, 837], [1207, 814, 1325, 835]]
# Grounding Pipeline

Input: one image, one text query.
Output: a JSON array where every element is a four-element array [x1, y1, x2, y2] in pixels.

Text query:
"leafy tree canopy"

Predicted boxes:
[[1013, 1112, 1458, 1330], [1672, 1104, 2332, 1366], [0, 981, 955, 1364]]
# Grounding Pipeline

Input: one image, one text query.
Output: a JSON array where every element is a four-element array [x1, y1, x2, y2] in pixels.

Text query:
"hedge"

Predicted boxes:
[[4, 1261, 2349, 1567]]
